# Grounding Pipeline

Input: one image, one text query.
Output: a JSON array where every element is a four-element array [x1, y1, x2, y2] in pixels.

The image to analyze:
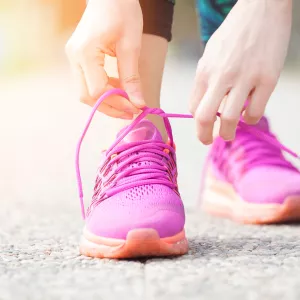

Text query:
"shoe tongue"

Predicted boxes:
[[117, 120, 163, 144]]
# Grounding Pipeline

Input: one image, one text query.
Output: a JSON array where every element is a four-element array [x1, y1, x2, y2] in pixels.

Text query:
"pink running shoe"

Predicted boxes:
[[76, 89, 189, 259], [201, 116, 300, 224]]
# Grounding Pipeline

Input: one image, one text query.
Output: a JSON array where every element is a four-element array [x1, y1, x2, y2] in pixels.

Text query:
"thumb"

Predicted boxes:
[[116, 41, 145, 108]]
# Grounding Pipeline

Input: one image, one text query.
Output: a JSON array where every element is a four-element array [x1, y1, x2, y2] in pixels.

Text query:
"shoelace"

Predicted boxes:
[[76, 88, 299, 219], [76, 89, 192, 219], [88, 140, 178, 217], [212, 129, 298, 184]]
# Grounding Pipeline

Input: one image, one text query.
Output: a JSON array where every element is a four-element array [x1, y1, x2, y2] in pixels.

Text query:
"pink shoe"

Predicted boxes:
[[202, 116, 300, 224], [75, 89, 189, 259]]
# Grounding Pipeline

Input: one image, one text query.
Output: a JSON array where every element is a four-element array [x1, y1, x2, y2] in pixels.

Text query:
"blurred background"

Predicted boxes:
[[1, 0, 299, 75], [0, 0, 299, 212]]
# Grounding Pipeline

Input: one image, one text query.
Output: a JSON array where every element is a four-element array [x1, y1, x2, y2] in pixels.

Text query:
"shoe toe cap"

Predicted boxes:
[[85, 185, 185, 239], [239, 167, 300, 204]]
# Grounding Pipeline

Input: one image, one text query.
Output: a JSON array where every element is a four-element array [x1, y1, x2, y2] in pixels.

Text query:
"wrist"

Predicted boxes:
[[239, 0, 292, 12], [240, 0, 292, 4]]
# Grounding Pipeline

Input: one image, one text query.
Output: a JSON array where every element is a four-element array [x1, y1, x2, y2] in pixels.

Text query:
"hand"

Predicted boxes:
[[65, 0, 144, 119], [190, 0, 292, 144]]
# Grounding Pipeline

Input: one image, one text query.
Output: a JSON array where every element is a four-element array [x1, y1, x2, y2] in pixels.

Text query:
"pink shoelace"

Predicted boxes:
[[211, 127, 299, 185], [88, 135, 178, 217], [76, 88, 299, 219]]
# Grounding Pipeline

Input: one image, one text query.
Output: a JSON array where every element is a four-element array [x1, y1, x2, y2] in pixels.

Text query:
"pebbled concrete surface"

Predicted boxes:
[[1, 203, 300, 300], [1, 58, 300, 299]]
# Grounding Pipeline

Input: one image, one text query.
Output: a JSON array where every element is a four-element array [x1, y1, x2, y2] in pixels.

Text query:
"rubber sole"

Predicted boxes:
[[80, 228, 188, 259], [202, 173, 300, 224]]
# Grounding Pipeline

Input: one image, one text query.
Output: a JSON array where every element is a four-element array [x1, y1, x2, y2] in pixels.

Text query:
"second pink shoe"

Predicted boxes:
[[202, 116, 300, 224]]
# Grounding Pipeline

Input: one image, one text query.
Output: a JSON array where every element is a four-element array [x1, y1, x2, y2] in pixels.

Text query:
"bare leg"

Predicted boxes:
[[139, 34, 168, 141], [98, 0, 173, 148], [98, 34, 169, 149]]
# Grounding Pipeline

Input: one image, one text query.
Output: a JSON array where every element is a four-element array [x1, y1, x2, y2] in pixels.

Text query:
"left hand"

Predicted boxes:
[[65, 0, 144, 119], [189, 0, 292, 144]]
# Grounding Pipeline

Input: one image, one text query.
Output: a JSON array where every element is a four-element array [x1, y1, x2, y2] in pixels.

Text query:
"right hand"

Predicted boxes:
[[65, 0, 145, 119]]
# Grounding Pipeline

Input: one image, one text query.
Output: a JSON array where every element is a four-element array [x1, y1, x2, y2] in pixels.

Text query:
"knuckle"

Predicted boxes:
[[248, 73, 260, 85], [123, 74, 141, 85], [245, 117, 260, 125], [77, 44, 90, 60], [70, 40, 92, 62], [220, 132, 234, 141], [65, 39, 74, 57], [100, 22, 121, 36], [65, 37, 90, 61], [246, 110, 261, 121], [244, 108, 262, 124], [196, 132, 212, 145], [221, 115, 238, 126], [196, 114, 214, 127], [196, 59, 206, 72], [215, 68, 238, 85], [260, 74, 278, 88], [222, 70, 238, 82], [195, 77, 208, 91]]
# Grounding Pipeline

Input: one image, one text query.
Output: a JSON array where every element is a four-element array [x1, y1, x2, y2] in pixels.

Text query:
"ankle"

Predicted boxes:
[[99, 114, 168, 150], [145, 115, 168, 142]]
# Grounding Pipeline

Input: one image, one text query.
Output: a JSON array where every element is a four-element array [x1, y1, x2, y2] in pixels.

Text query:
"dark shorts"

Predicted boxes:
[[140, 0, 237, 43], [140, 0, 175, 42]]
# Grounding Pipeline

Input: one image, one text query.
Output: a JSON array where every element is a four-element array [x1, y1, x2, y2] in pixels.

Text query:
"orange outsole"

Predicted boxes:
[[80, 228, 188, 259], [201, 174, 300, 224]]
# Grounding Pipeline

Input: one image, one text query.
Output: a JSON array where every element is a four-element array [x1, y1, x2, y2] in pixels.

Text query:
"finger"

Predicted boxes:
[[103, 91, 140, 115], [213, 94, 228, 138], [82, 93, 134, 119], [116, 39, 145, 108], [106, 77, 140, 114], [195, 83, 228, 145], [71, 66, 133, 119], [189, 75, 208, 116], [82, 51, 139, 114], [71, 64, 93, 105], [220, 85, 252, 140], [243, 83, 275, 124], [97, 102, 133, 119]]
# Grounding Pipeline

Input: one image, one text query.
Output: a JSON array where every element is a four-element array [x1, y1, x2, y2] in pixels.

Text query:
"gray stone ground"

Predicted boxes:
[[1, 57, 300, 299], [2, 204, 300, 300]]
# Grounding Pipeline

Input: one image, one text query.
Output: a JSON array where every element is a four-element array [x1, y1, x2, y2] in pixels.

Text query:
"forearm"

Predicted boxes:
[[239, 0, 292, 9]]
